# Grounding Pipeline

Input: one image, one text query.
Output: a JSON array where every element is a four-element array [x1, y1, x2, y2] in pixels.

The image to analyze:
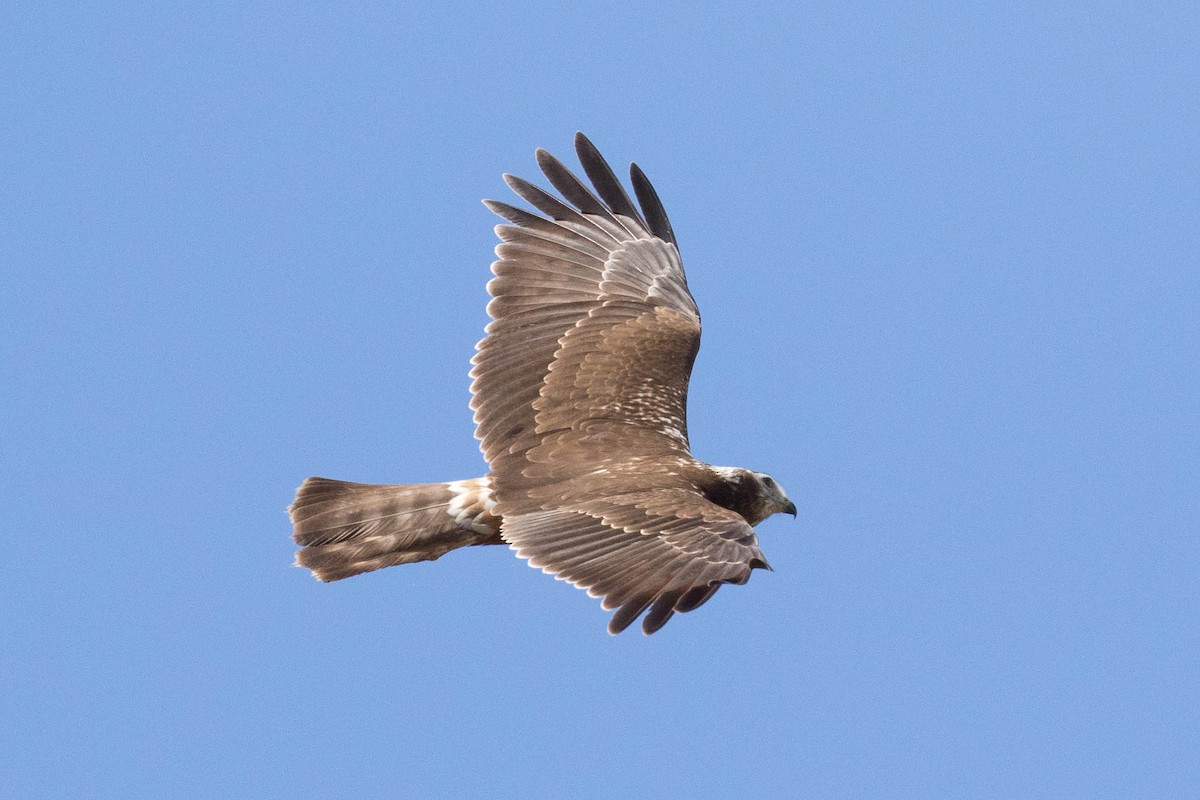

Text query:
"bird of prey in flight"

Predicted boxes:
[[290, 133, 796, 635]]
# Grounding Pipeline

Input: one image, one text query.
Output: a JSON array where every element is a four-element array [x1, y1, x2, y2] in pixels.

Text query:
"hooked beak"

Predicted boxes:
[[782, 499, 797, 518]]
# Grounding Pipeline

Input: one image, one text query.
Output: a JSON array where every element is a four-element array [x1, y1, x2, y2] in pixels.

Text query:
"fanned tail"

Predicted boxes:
[[289, 476, 501, 581]]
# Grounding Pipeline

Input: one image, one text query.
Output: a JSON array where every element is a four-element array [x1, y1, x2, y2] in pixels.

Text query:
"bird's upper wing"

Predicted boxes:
[[472, 132, 699, 489], [471, 133, 767, 633]]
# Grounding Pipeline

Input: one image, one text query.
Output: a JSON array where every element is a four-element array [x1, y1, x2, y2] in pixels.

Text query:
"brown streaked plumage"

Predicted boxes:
[[290, 133, 796, 635]]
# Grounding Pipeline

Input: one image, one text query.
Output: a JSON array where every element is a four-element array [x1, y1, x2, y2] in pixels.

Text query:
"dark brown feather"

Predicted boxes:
[[630, 162, 677, 246], [573, 132, 646, 231]]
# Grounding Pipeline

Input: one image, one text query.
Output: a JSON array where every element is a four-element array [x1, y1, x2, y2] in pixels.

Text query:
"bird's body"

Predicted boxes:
[[291, 134, 795, 634]]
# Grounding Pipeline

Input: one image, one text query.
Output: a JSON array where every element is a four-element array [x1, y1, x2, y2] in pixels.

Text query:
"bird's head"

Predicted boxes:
[[747, 470, 797, 522], [708, 466, 798, 525]]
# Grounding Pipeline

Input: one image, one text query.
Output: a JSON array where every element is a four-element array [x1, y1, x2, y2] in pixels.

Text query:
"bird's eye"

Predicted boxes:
[[763, 476, 775, 488]]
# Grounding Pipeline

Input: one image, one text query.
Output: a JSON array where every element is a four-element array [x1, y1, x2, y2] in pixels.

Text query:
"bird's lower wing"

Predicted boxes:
[[502, 489, 769, 635]]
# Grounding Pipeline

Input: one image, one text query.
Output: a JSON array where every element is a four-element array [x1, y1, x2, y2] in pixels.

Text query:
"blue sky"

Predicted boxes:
[[3, 2, 1197, 797]]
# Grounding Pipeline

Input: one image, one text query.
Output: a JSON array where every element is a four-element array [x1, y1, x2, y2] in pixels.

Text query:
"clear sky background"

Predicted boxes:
[[3, 3, 1197, 798]]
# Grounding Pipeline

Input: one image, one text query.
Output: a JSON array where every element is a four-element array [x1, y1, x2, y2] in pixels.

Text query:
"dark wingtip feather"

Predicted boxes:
[[641, 589, 686, 634], [607, 593, 656, 635], [483, 198, 544, 227], [675, 582, 720, 614], [537, 146, 609, 217], [630, 162, 677, 246], [573, 132, 646, 228], [502, 173, 580, 221]]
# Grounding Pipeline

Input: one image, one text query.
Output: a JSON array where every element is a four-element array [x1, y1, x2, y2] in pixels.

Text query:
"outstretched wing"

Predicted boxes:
[[472, 132, 699, 493], [471, 133, 767, 633], [504, 489, 768, 635]]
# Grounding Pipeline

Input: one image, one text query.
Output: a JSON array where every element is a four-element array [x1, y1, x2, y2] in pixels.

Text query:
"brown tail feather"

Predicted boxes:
[[289, 476, 502, 581]]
